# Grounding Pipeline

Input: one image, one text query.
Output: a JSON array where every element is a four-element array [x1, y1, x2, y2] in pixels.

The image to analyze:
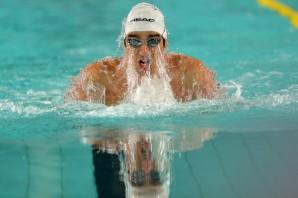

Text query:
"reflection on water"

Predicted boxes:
[[2, 128, 298, 198], [81, 127, 214, 198]]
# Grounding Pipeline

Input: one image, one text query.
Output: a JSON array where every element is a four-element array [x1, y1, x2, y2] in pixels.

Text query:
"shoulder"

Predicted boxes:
[[166, 52, 218, 99], [73, 56, 124, 92], [82, 56, 122, 76], [166, 53, 205, 70], [166, 53, 211, 75]]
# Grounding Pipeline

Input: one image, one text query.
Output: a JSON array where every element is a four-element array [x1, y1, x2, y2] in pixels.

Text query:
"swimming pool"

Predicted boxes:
[[1, 0, 298, 197]]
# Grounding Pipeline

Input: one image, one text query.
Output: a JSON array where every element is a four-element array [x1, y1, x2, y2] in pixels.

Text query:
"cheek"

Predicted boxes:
[[152, 47, 162, 57], [158, 43, 165, 52], [125, 48, 137, 58], [130, 52, 141, 65], [133, 56, 139, 64]]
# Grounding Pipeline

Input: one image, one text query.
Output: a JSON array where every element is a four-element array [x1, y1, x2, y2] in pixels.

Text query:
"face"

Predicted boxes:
[[124, 31, 165, 77], [125, 136, 161, 187]]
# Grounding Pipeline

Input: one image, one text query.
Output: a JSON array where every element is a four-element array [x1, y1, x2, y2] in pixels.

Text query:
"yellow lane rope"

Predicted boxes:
[[258, 0, 298, 28]]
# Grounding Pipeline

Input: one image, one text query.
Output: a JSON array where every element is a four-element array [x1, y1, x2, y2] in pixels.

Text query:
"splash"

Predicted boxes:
[[2, 83, 298, 119], [123, 46, 176, 106], [0, 99, 55, 117], [223, 81, 243, 100]]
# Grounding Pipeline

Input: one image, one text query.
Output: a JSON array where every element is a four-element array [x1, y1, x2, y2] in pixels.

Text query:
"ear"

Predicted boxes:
[[123, 38, 127, 48], [163, 38, 167, 49]]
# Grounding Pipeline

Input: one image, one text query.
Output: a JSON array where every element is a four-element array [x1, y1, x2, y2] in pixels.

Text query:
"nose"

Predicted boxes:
[[138, 44, 150, 57]]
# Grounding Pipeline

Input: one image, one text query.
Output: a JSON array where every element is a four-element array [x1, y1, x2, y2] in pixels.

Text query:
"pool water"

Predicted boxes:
[[1, 0, 298, 197]]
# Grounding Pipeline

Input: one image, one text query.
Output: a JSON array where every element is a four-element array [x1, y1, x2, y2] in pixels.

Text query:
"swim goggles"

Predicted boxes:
[[127, 36, 161, 48]]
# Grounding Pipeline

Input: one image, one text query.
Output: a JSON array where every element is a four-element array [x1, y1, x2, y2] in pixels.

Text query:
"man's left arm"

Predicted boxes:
[[184, 56, 220, 99]]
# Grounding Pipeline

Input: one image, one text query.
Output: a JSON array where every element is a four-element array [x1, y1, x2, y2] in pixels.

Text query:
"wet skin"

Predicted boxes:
[[66, 31, 220, 106]]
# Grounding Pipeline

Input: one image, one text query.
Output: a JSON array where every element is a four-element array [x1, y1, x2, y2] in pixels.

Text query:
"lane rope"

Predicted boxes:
[[258, 0, 298, 28]]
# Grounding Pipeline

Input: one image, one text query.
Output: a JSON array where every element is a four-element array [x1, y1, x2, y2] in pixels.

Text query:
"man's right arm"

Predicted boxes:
[[65, 62, 107, 103], [65, 57, 124, 105]]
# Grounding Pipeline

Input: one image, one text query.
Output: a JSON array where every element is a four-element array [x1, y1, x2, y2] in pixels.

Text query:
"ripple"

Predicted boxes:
[[1, 84, 298, 119]]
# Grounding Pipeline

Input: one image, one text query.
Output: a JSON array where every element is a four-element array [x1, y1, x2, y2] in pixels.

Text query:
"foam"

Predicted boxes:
[[1, 77, 298, 119], [255, 84, 298, 108], [0, 100, 55, 117]]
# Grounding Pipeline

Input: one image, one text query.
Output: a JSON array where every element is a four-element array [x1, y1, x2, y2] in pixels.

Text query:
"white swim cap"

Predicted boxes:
[[124, 2, 167, 39]]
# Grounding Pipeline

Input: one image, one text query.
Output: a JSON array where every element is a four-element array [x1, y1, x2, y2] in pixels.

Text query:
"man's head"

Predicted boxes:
[[124, 2, 167, 39], [123, 3, 167, 77]]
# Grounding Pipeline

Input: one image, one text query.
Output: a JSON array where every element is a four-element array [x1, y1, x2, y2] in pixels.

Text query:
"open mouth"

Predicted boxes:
[[139, 59, 150, 70]]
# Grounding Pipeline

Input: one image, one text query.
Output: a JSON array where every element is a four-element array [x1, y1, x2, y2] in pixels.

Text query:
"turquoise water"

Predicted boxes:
[[1, 0, 298, 197]]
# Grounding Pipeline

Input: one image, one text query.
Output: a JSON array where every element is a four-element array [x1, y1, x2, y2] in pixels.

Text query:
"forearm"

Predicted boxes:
[[64, 76, 87, 102]]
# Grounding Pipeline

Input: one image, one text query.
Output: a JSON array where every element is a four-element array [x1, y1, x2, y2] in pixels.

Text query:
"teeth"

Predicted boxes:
[[140, 59, 149, 64]]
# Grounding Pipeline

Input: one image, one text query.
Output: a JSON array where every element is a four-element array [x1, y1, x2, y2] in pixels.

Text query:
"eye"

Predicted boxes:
[[127, 38, 142, 48], [147, 37, 161, 48]]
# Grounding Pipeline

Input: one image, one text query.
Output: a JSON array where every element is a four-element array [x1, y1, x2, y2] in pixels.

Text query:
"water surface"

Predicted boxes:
[[1, 0, 298, 197]]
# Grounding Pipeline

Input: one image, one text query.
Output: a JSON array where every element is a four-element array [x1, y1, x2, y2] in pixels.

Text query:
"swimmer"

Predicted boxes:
[[65, 2, 221, 106]]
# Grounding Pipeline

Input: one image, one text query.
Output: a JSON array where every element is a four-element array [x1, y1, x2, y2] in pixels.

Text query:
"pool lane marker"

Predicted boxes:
[[258, 0, 298, 28]]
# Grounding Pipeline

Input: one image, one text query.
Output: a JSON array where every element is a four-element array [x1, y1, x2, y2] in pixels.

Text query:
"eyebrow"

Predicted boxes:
[[127, 34, 160, 38], [149, 34, 160, 37], [127, 34, 139, 38]]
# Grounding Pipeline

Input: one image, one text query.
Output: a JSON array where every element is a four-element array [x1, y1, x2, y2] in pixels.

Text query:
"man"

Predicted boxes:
[[66, 2, 220, 106]]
